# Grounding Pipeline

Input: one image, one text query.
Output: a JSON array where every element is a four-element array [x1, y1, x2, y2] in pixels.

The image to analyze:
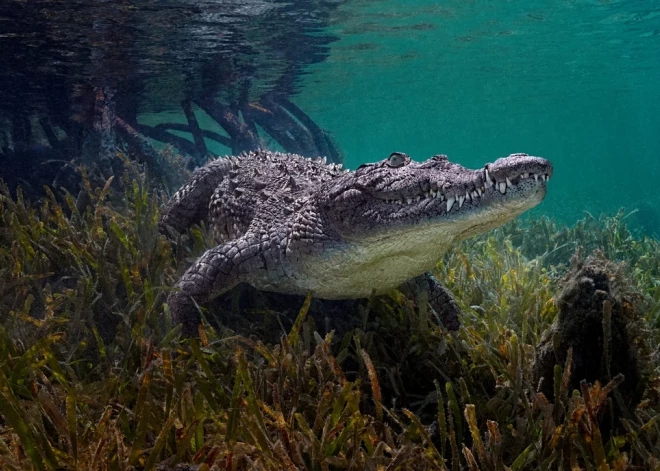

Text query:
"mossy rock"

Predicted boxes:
[[533, 250, 652, 420]]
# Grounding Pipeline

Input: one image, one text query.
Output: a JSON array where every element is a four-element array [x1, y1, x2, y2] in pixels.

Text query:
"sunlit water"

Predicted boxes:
[[2, 0, 659, 229], [295, 0, 660, 225]]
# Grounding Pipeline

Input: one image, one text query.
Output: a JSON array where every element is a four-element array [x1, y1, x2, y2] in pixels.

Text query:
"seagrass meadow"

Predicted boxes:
[[0, 161, 659, 471]]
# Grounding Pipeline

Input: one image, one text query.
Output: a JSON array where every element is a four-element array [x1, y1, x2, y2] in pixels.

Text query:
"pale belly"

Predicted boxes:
[[246, 188, 541, 299], [296, 243, 450, 298], [252, 222, 459, 299]]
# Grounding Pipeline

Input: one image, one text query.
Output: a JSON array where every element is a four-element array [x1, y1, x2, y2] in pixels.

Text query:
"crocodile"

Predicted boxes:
[[160, 150, 552, 335]]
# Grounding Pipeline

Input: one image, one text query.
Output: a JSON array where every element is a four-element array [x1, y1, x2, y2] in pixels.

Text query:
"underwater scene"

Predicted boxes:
[[0, 0, 659, 469]]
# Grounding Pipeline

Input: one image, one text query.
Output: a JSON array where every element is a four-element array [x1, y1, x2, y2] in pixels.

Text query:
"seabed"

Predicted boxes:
[[0, 160, 658, 470]]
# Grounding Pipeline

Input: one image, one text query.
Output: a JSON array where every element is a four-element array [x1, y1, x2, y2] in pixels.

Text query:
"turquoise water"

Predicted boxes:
[[294, 0, 660, 223], [2, 0, 659, 227], [138, 0, 660, 225]]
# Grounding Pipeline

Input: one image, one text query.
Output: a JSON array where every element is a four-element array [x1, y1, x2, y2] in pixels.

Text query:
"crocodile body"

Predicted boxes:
[[160, 150, 552, 335]]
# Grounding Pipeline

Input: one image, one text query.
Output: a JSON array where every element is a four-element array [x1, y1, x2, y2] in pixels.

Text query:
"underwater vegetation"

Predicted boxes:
[[0, 163, 659, 470]]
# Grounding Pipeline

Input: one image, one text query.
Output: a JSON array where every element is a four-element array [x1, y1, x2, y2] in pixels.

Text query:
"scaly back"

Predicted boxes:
[[158, 151, 346, 239]]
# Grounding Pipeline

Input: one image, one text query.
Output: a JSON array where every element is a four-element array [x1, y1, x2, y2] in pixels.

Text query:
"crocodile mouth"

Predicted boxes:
[[374, 154, 553, 217], [327, 153, 552, 237], [380, 168, 550, 212]]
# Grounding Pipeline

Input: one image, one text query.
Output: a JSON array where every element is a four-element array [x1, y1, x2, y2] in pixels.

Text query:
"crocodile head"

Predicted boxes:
[[323, 152, 552, 246]]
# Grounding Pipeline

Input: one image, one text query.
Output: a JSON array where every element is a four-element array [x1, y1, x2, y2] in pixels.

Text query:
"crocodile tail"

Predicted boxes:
[[158, 157, 235, 234]]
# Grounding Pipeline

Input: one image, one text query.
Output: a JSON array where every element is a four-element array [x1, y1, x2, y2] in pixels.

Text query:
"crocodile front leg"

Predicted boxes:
[[167, 234, 264, 336], [159, 158, 235, 234], [400, 273, 461, 331]]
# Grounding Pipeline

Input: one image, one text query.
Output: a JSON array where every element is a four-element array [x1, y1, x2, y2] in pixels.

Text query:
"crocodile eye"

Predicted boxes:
[[387, 152, 408, 168]]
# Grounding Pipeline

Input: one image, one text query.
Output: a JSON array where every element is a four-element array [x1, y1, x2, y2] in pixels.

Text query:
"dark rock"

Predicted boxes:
[[533, 250, 650, 417]]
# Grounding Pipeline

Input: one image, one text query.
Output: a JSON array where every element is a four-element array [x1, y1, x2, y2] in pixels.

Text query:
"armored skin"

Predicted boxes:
[[160, 150, 552, 335]]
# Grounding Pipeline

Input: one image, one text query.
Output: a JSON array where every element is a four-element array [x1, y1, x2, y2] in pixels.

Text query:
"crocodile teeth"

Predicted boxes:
[[522, 172, 529, 179], [485, 169, 493, 188], [458, 195, 465, 208], [415, 195, 421, 202], [406, 197, 413, 204], [472, 190, 479, 199], [498, 182, 506, 194], [506, 177, 513, 189], [446, 197, 455, 212], [534, 174, 539, 182], [465, 191, 471, 201]]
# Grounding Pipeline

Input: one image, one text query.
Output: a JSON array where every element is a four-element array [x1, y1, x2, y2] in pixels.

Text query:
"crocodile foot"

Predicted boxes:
[[400, 273, 461, 331]]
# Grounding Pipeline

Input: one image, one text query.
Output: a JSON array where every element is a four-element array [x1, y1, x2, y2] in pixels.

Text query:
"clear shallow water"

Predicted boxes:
[[295, 0, 660, 224], [1, 0, 659, 228]]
